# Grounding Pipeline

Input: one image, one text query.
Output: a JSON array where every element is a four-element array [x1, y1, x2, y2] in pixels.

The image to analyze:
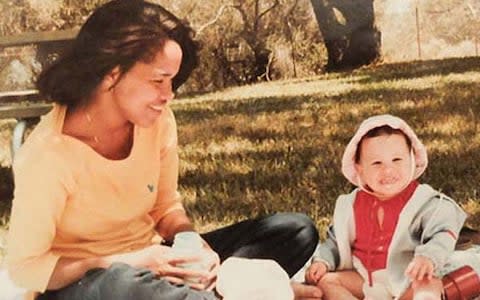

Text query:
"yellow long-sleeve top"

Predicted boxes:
[[6, 104, 184, 295]]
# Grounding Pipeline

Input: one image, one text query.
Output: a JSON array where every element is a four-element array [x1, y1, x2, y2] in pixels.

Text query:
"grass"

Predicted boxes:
[[173, 57, 480, 236], [0, 57, 479, 247]]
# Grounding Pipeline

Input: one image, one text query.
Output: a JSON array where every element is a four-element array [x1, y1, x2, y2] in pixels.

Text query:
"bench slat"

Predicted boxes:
[[0, 90, 38, 98], [0, 29, 78, 47], [0, 104, 52, 119], [0, 90, 43, 105]]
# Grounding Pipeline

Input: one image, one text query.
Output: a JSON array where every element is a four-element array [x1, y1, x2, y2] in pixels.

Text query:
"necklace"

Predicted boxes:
[[85, 111, 100, 143], [83, 110, 134, 159]]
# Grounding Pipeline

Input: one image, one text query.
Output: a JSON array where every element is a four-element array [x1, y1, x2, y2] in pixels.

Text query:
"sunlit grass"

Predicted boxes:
[[172, 57, 480, 235], [183, 75, 363, 104]]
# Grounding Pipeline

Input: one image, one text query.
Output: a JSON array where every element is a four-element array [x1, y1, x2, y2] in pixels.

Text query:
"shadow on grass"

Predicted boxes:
[[175, 95, 308, 124], [177, 78, 478, 128], [355, 57, 480, 83], [177, 83, 474, 151], [177, 71, 480, 227], [1, 57, 479, 229]]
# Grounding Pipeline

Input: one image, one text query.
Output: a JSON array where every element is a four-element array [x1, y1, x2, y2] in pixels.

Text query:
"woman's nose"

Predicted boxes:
[[159, 86, 174, 102], [164, 90, 174, 101]]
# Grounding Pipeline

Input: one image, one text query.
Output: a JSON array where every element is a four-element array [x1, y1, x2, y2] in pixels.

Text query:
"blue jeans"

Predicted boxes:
[[38, 213, 319, 300]]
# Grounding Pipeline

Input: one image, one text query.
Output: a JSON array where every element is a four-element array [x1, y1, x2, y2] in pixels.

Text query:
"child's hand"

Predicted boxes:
[[405, 255, 435, 281], [305, 261, 328, 285]]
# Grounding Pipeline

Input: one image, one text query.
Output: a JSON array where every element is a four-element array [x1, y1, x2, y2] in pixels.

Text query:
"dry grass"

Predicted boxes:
[[0, 57, 479, 241], [173, 57, 480, 235]]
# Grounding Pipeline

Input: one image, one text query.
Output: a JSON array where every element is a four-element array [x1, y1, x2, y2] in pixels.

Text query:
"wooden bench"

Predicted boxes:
[[0, 90, 53, 158], [0, 29, 78, 66], [0, 29, 77, 158]]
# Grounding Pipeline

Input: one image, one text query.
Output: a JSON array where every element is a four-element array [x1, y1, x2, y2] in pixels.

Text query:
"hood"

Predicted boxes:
[[341, 114, 428, 187]]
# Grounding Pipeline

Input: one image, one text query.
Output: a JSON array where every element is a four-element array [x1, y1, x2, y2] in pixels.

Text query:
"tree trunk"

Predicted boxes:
[[310, 0, 381, 71]]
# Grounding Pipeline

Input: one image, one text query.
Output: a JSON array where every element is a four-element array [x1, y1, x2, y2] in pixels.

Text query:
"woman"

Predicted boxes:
[[6, 1, 320, 299]]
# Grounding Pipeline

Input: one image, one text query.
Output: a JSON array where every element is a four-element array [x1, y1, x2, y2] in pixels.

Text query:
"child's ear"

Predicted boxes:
[[354, 163, 363, 175]]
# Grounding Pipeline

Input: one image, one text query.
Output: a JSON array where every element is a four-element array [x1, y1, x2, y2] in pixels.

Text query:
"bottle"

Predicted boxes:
[[172, 231, 206, 285], [442, 265, 480, 300]]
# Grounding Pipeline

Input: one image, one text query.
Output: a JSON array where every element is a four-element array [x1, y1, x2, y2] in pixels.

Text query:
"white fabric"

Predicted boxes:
[[0, 268, 26, 300], [216, 257, 294, 300], [353, 256, 396, 299], [441, 245, 480, 276]]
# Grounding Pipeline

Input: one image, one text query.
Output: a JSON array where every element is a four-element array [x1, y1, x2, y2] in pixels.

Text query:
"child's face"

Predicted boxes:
[[355, 133, 412, 200]]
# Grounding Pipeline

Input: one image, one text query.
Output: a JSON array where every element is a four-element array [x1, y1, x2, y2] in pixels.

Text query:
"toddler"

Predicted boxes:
[[306, 114, 467, 300]]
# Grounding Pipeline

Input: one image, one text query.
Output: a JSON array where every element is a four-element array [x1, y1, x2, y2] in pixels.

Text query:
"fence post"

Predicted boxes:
[[475, 36, 478, 56], [415, 5, 422, 60]]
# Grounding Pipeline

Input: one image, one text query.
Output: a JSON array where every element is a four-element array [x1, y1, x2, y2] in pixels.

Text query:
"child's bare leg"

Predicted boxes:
[[399, 287, 413, 300], [317, 270, 364, 300], [399, 278, 443, 300], [412, 277, 442, 300]]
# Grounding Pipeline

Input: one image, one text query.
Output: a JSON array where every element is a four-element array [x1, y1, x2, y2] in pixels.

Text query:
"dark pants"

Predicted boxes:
[[39, 213, 319, 300]]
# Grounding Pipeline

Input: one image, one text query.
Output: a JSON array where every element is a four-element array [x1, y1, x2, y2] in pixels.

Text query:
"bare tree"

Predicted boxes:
[[229, 0, 280, 82], [1, 0, 327, 91]]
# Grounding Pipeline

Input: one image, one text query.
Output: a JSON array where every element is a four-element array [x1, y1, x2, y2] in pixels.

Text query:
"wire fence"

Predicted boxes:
[[377, 0, 479, 62]]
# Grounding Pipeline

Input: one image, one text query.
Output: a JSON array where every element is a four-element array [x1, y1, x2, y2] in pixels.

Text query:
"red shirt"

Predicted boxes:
[[352, 181, 419, 285]]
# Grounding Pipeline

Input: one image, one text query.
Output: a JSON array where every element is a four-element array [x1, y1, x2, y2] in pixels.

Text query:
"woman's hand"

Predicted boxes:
[[106, 244, 208, 288], [106, 244, 171, 270], [405, 255, 435, 281], [106, 238, 220, 291], [199, 237, 220, 290], [163, 239, 219, 291], [305, 261, 328, 285]]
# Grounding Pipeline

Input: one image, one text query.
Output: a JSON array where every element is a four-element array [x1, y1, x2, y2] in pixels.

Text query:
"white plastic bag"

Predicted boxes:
[[216, 257, 294, 300]]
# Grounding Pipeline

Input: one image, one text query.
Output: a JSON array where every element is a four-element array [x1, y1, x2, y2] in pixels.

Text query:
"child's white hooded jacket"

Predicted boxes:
[[313, 114, 467, 297]]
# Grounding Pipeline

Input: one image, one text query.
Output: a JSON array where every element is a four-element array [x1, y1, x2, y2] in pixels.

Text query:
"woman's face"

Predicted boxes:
[[110, 39, 183, 127], [355, 133, 413, 200]]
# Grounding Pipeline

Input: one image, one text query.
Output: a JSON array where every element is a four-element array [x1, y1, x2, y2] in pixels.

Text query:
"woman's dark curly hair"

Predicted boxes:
[[37, 0, 198, 108]]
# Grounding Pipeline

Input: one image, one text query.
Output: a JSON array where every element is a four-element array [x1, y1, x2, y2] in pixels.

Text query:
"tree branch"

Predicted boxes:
[[286, 0, 300, 77], [230, 4, 250, 41], [183, 3, 199, 19], [195, 4, 235, 36], [258, 0, 280, 20]]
